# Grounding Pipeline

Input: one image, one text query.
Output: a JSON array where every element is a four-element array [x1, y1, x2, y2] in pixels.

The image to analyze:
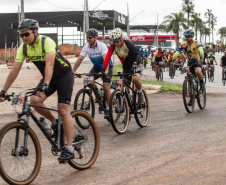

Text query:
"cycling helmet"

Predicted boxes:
[[86, 28, 98, 37], [206, 45, 210, 48], [18, 19, 39, 32], [110, 28, 122, 40], [158, 47, 162, 51], [170, 50, 174, 54], [209, 52, 213, 55], [183, 29, 194, 37]]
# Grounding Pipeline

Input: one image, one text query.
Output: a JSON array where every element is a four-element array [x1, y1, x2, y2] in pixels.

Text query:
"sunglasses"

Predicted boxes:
[[113, 40, 120, 44], [87, 37, 93, 40], [19, 31, 33, 38]]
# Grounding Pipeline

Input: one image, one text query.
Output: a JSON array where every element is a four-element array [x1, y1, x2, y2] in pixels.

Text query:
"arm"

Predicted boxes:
[[215, 59, 218, 65], [198, 47, 204, 59], [2, 62, 23, 92], [172, 51, 180, 61], [102, 53, 109, 73], [44, 53, 55, 85], [102, 44, 114, 70], [72, 55, 85, 73]]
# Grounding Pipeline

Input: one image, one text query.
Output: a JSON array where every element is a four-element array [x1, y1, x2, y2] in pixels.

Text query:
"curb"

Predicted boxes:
[[143, 84, 162, 92]]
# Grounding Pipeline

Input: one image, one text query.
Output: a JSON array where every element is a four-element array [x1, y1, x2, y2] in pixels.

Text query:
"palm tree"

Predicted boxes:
[[217, 27, 226, 44], [203, 27, 211, 44], [182, 0, 195, 28], [204, 9, 213, 43], [210, 15, 217, 43], [161, 12, 187, 47], [190, 13, 203, 40]]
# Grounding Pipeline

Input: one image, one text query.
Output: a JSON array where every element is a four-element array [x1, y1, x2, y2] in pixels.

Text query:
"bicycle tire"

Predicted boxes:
[[160, 68, 163, 81], [0, 122, 41, 185], [134, 88, 150, 127], [67, 110, 100, 170], [183, 78, 195, 113], [109, 90, 129, 134], [197, 86, 206, 110], [223, 71, 226, 85], [74, 89, 95, 129]]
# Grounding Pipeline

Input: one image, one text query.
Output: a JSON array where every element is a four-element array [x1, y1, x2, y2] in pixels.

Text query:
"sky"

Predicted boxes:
[[1, 0, 225, 42]]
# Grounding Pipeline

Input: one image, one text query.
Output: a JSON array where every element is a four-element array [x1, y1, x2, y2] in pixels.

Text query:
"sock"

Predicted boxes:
[[106, 106, 109, 110], [200, 79, 204, 83], [65, 146, 74, 153]]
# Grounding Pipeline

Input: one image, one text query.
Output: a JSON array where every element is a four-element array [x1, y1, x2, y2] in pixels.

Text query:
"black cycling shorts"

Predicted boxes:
[[188, 62, 202, 75], [36, 70, 74, 105], [89, 67, 113, 83], [123, 65, 143, 85]]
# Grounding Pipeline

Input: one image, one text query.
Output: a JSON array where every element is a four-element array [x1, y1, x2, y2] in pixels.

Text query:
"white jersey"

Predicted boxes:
[[80, 40, 112, 70]]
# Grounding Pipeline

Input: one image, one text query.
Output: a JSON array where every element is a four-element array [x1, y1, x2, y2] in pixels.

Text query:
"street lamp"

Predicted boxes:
[[127, 8, 144, 40]]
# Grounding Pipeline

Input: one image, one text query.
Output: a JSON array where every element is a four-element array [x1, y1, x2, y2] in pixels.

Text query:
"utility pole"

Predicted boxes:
[[85, 0, 89, 31], [83, 0, 86, 46], [157, 14, 159, 47], [127, 2, 130, 40], [18, 0, 25, 46]]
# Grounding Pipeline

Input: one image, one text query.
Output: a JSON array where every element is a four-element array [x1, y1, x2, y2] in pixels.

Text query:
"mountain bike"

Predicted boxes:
[[156, 61, 164, 81], [208, 64, 214, 82], [0, 89, 100, 185], [222, 65, 226, 85], [108, 62, 150, 134], [169, 62, 175, 79], [182, 64, 206, 113], [74, 73, 112, 126]]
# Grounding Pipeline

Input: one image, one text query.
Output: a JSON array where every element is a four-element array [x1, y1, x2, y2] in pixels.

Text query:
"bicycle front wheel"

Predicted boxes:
[[160, 68, 163, 81], [67, 110, 100, 170], [0, 122, 41, 185], [134, 88, 150, 127], [109, 90, 130, 134], [74, 89, 95, 129], [197, 84, 206, 110], [183, 78, 195, 113]]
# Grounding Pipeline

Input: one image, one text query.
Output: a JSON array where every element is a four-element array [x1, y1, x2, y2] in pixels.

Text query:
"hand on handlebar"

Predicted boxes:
[[0, 90, 7, 102]]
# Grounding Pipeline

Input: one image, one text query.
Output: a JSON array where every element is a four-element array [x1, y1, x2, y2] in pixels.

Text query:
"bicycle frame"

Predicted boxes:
[[10, 92, 63, 156]]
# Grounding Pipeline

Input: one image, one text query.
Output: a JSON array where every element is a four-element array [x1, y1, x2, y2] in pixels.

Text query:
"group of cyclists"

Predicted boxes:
[[0, 18, 226, 165], [0, 19, 145, 163]]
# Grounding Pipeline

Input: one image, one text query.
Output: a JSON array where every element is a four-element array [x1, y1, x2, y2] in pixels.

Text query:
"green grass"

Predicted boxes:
[[113, 64, 182, 92]]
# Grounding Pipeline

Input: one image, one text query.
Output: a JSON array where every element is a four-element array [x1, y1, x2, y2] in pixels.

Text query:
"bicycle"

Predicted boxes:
[[208, 64, 214, 82], [169, 62, 175, 79], [108, 62, 150, 134], [156, 61, 164, 81], [182, 63, 206, 113], [74, 73, 112, 125], [222, 65, 226, 85], [201, 63, 207, 84], [0, 89, 100, 185]]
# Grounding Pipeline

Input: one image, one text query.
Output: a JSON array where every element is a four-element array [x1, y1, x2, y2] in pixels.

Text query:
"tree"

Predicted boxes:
[[217, 27, 226, 44], [204, 9, 215, 43], [161, 12, 187, 47], [210, 15, 217, 43], [182, 0, 195, 28], [190, 13, 203, 40]]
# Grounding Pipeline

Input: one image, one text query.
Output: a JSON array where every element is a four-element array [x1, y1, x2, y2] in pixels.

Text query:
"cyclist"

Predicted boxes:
[[153, 47, 168, 79], [206, 52, 218, 78], [72, 28, 112, 118], [173, 29, 205, 92], [168, 49, 174, 76], [139, 48, 145, 65], [101, 27, 144, 103], [220, 51, 226, 80], [0, 19, 75, 162]]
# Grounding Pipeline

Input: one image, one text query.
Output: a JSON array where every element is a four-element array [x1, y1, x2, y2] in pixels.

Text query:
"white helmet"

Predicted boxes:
[[110, 28, 122, 40]]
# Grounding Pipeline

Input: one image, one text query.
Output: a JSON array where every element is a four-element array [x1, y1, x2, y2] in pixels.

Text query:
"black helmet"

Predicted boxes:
[[183, 29, 194, 37], [86, 28, 98, 37], [18, 19, 39, 32]]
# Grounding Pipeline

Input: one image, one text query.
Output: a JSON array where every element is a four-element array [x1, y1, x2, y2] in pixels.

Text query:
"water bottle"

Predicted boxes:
[[39, 117, 53, 135]]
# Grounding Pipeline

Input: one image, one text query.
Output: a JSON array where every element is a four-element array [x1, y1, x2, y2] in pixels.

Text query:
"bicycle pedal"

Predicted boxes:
[[58, 159, 68, 164]]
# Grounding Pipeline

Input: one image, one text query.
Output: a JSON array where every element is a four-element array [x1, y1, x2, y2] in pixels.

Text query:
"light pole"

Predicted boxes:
[[127, 9, 144, 40]]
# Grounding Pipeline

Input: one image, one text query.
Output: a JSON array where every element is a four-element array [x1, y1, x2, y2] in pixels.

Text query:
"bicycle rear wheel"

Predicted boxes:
[[0, 122, 41, 185], [134, 88, 150, 127], [109, 90, 129, 134], [183, 78, 195, 113], [74, 89, 95, 129], [67, 110, 100, 170]]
